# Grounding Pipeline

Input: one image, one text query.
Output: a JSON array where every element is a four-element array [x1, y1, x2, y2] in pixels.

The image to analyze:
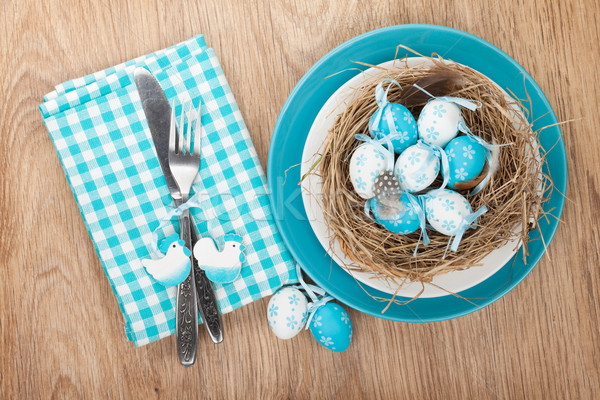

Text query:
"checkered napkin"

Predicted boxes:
[[39, 35, 297, 346]]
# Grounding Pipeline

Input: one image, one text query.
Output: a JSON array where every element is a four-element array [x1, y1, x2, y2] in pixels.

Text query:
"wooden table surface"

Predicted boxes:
[[2, 0, 599, 398]]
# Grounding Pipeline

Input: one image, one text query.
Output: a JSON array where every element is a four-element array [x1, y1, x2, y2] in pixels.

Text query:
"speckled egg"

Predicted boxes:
[[309, 302, 352, 352], [371, 193, 420, 235], [394, 142, 440, 193], [417, 99, 462, 148], [444, 136, 487, 189], [349, 143, 393, 199], [369, 103, 418, 154], [423, 189, 472, 236], [267, 287, 308, 340]]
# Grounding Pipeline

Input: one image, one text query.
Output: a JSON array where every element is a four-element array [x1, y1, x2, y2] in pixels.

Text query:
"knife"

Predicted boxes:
[[136, 68, 198, 366], [134, 68, 224, 346]]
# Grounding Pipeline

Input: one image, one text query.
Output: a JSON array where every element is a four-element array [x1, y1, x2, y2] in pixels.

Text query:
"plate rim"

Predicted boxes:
[[268, 24, 567, 322]]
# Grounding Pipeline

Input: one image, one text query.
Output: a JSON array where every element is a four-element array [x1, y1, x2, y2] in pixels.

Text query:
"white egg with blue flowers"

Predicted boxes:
[[417, 98, 462, 148], [267, 287, 308, 340], [349, 143, 392, 199], [394, 142, 440, 193], [423, 189, 472, 236]]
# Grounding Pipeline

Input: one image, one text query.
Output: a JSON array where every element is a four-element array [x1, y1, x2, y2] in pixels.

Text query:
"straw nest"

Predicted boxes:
[[313, 52, 553, 298]]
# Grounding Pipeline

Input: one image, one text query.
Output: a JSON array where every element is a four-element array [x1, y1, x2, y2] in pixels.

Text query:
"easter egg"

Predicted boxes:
[[309, 302, 352, 352], [369, 103, 418, 154], [349, 143, 393, 199], [423, 189, 472, 236], [371, 193, 420, 235], [444, 136, 487, 189], [267, 287, 308, 340], [394, 142, 440, 193], [417, 99, 462, 148]]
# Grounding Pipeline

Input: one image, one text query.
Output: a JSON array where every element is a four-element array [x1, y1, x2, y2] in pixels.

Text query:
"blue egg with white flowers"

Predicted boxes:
[[309, 302, 352, 352], [369, 103, 418, 154], [371, 193, 420, 235], [444, 136, 487, 189]]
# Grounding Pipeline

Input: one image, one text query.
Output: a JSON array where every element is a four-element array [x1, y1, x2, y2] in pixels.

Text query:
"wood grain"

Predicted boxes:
[[1, 0, 599, 398]]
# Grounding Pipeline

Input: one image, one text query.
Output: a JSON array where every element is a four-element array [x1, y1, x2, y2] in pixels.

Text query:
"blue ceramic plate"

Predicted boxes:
[[267, 25, 567, 322]]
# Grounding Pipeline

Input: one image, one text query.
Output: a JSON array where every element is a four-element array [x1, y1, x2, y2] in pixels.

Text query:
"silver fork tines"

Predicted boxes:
[[170, 103, 201, 157], [169, 103, 201, 199]]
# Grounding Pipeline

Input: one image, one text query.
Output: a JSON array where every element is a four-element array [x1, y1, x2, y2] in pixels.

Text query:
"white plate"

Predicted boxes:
[[300, 57, 532, 298]]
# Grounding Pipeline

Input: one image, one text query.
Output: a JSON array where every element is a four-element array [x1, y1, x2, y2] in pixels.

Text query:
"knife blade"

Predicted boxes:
[[134, 68, 224, 345]]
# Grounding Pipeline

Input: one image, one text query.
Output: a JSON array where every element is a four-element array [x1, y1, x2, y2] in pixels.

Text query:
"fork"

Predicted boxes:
[[169, 103, 201, 366]]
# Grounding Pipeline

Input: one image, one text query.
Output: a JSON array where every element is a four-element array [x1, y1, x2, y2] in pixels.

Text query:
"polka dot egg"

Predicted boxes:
[[309, 302, 352, 352], [349, 143, 392, 199], [371, 193, 420, 235], [394, 142, 440, 193], [444, 136, 487, 189], [417, 99, 462, 148], [423, 189, 472, 236], [267, 287, 308, 340], [369, 103, 418, 154]]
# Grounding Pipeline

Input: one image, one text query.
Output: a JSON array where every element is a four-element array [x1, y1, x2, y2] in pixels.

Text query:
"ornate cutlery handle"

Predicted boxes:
[[191, 222, 224, 343], [176, 209, 198, 366]]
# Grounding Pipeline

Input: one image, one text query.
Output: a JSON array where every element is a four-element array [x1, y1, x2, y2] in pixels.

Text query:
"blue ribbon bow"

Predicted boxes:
[[450, 205, 488, 252], [405, 192, 430, 253], [150, 190, 205, 257], [415, 140, 450, 196], [370, 79, 403, 138], [354, 133, 396, 171], [293, 263, 334, 329]]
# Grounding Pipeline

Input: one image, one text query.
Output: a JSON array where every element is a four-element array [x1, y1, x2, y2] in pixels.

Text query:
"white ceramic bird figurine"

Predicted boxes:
[[142, 234, 191, 286], [193, 234, 245, 283]]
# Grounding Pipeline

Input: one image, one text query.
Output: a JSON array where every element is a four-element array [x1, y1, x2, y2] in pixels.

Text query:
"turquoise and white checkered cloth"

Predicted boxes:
[[39, 35, 297, 346]]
